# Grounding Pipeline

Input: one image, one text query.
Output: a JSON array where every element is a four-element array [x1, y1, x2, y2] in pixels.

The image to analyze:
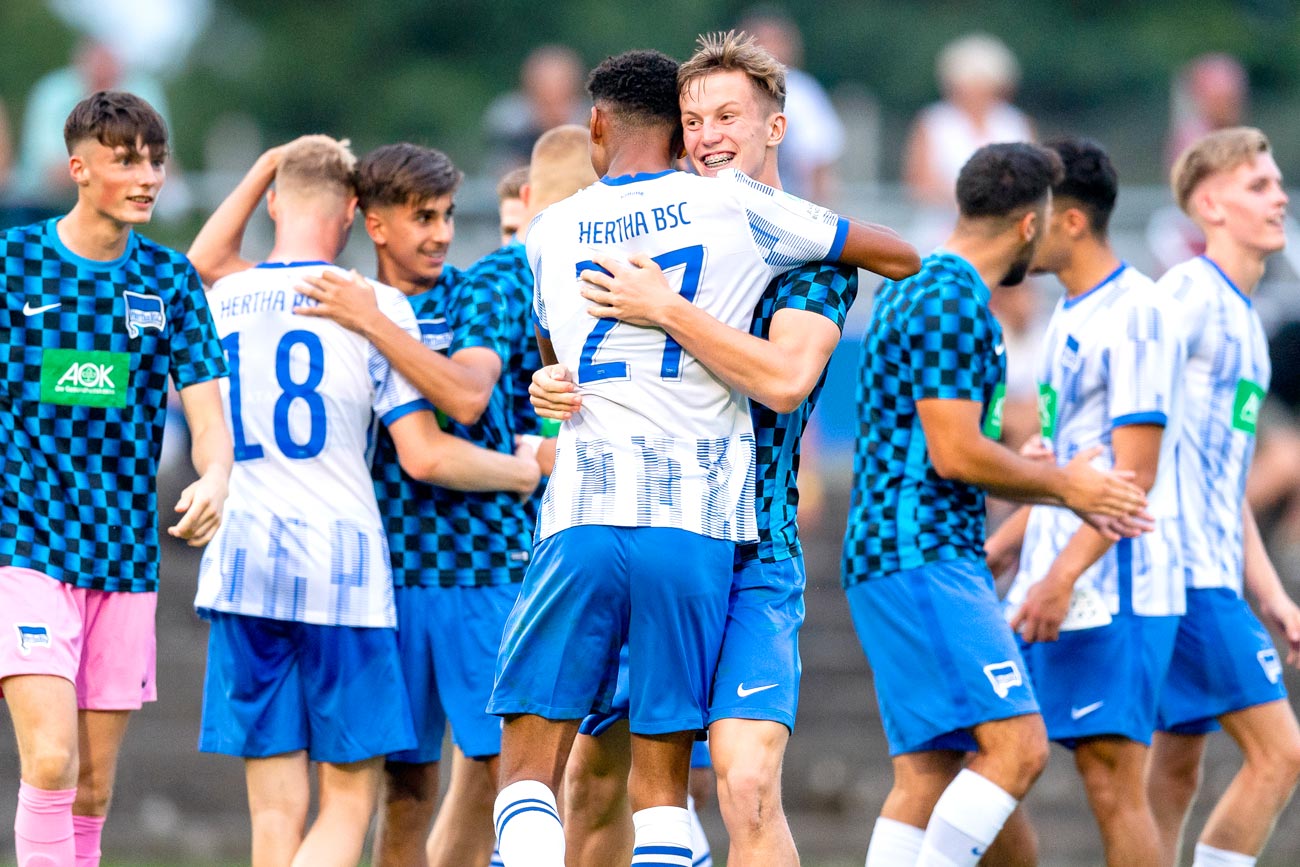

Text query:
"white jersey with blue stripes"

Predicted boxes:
[[529, 168, 848, 543], [1163, 255, 1270, 595], [196, 263, 428, 627], [1009, 264, 1188, 618]]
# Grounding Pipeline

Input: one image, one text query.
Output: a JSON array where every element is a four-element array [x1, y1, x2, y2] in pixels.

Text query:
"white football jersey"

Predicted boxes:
[[529, 168, 847, 542], [1009, 265, 1188, 618], [1162, 256, 1271, 595], [196, 263, 429, 627]]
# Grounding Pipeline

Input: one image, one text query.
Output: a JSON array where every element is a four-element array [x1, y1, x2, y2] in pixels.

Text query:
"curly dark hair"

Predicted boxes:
[[586, 49, 681, 128], [357, 143, 462, 210], [1044, 137, 1118, 236], [956, 142, 1063, 220], [64, 90, 168, 160]]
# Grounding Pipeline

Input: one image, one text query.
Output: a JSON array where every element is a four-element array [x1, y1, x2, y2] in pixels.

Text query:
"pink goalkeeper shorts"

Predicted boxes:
[[0, 566, 158, 710]]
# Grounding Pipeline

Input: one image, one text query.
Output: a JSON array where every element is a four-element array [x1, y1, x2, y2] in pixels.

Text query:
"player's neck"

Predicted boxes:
[[1202, 236, 1268, 296], [943, 231, 1019, 291], [57, 202, 134, 261], [1056, 241, 1121, 299], [267, 216, 343, 267], [602, 139, 675, 180], [375, 259, 435, 298]]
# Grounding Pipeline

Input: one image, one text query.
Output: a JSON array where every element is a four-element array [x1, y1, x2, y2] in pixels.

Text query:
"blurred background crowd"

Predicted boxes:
[[3, 0, 1300, 862]]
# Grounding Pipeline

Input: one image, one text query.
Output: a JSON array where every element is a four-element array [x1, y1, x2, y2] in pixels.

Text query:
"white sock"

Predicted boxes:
[[493, 780, 565, 867], [490, 845, 505, 867], [918, 770, 1018, 867], [1193, 843, 1257, 867], [632, 805, 693, 866], [866, 816, 925, 867], [687, 795, 712, 867]]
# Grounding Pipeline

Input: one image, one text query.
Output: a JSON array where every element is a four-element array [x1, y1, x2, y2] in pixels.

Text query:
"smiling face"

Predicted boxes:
[[70, 138, 165, 225], [366, 193, 455, 291], [680, 69, 782, 182], [1198, 153, 1288, 256]]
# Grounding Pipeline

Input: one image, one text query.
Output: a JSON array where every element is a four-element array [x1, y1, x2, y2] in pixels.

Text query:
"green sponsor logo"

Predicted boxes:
[[983, 382, 1006, 439], [1232, 379, 1265, 434], [1038, 382, 1059, 440], [40, 349, 129, 408]]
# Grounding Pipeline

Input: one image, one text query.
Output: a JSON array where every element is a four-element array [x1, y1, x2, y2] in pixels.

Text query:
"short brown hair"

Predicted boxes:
[[357, 143, 462, 211], [275, 135, 357, 201], [678, 30, 786, 111], [64, 90, 168, 160], [496, 166, 529, 203], [1171, 127, 1271, 214]]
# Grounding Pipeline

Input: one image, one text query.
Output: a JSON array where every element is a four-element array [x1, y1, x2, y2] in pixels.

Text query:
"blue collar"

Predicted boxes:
[[599, 169, 676, 186], [47, 218, 137, 271], [1063, 262, 1127, 309], [1200, 255, 1252, 306], [256, 260, 332, 269]]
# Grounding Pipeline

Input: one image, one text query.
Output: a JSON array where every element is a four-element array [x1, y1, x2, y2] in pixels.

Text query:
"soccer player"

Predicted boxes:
[[842, 142, 1152, 867], [487, 48, 919, 867], [534, 31, 862, 867], [187, 135, 540, 867], [983, 137, 1187, 865], [1146, 128, 1300, 867], [497, 166, 529, 247], [0, 91, 231, 867]]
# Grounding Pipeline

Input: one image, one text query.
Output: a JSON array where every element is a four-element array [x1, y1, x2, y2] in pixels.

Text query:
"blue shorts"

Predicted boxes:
[[846, 559, 1040, 756], [489, 526, 733, 735], [389, 583, 519, 764], [199, 612, 416, 763], [691, 739, 712, 769], [708, 555, 805, 730], [1019, 613, 1179, 748], [1158, 587, 1289, 735]]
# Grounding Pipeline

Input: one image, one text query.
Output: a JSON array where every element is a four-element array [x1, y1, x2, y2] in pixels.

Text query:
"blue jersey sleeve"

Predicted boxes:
[[169, 263, 228, 389], [449, 270, 511, 362], [769, 263, 859, 332], [906, 279, 993, 402]]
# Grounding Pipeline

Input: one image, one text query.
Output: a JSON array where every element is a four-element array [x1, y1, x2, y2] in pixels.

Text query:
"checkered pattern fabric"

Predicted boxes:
[[743, 262, 858, 564], [371, 263, 534, 588], [841, 251, 1005, 585], [0, 219, 227, 592]]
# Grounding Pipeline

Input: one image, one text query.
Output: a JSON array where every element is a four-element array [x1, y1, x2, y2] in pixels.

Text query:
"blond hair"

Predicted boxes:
[[528, 124, 596, 210], [275, 134, 357, 201], [678, 30, 786, 110], [1171, 126, 1271, 214]]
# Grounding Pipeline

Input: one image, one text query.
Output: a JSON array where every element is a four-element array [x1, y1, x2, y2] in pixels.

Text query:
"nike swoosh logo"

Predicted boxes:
[[23, 302, 61, 316], [1071, 700, 1104, 720], [995, 343, 1006, 355], [736, 682, 779, 698]]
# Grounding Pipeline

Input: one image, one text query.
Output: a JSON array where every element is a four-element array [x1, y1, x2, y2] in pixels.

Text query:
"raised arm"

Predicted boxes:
[[579, 254, 843, 414], [387, 410, 540, 497], [188, 146, 284, 285], [835, 218, 921, 281], [170, 380, 233, 547]]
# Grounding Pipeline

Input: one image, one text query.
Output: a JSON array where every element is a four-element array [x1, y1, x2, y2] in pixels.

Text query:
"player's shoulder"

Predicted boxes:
[[772, 260, 859, 297], [906, 252, 983, 302], [464, 242, 526, 282], [0, 219, 45, 250]]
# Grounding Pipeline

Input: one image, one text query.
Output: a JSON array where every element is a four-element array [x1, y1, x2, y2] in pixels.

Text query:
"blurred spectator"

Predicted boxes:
[[483, 45, 588, 172], [496, 165, 529, 247], [15, 39, 173, 208], [739, 6, 845, 204], [1166, 53, 1248, 171], [903, 33, 1034, 248], [0, 98, 13, 194]]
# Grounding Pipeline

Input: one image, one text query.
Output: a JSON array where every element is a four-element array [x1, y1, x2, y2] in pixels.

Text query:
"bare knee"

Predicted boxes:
[[74, 763, 116, 816], [383, 761, 439, 807], [716, 759, 782, 834], [23, 741, 78, 792], [1243, 731, 1300, 791]]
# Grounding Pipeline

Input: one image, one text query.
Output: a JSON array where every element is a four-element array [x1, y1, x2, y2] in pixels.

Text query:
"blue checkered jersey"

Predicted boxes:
[[371, 264, 534, 587], [0, 218, 227, 592], [841, 251, 1005, 584], [746, 262, 859, 564]]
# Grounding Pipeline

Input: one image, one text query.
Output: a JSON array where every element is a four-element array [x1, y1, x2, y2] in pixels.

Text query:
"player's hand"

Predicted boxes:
[[1060, 445, 1146, 518], [1080, 510, 1155, 541], [511, 437, 543, 499], [530, 364, 581, 420], [169, 468, 228, 547], [1010, 574, 1074, 643], [295, 269, 381, 336], [1260, 591, 1300, 667], [253, 144, 289, 178], [1020, 435, 1054, 462], [580, 253, 679, 327], [984, 538, 1020, 578]]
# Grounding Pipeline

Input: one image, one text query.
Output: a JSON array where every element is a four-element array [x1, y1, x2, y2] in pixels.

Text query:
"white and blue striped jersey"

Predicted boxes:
[[1162, 256, 1270, 595], [529, 168, 848, 543], [1009, 264, 1188, 618], [196, 262, 429, 628]]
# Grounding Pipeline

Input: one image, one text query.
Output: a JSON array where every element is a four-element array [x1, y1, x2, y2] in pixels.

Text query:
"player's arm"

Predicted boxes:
[[387, 410, 540, 497], [1009, 424, 1163, 643], [917, 398, 1145, 516], [579, 254, 839, 414], [169, 380, 233, 547], [1243, 504, 1300, 666], [985, 506, 1031, 577], [835, 218, 921, 280], [297, 270, 501, 425], [187, 146, 285, 285]]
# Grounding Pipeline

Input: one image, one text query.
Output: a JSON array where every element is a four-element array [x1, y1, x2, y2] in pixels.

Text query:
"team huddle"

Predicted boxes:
[[1, 28, 1297, 867]]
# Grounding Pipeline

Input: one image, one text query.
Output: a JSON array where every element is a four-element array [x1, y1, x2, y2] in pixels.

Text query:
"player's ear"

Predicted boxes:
[[589, 106, 604, 145], [768, 111, 787, 148], [266, 188, 279, 221], [68, 153, 88, 187], [364, 208, 386, 245], [1019, 208, 1039, 243], [343, 195, 358, 229], [1193, 185, 1224, 227], [520, 183, 532, 209]]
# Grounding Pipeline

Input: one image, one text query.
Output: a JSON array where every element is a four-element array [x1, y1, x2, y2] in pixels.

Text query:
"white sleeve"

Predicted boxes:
[[525, 213, 549, 335], [369, 287, 431, 424], [1107, 297, 1183, 429], [720, 169, 849, 276]]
